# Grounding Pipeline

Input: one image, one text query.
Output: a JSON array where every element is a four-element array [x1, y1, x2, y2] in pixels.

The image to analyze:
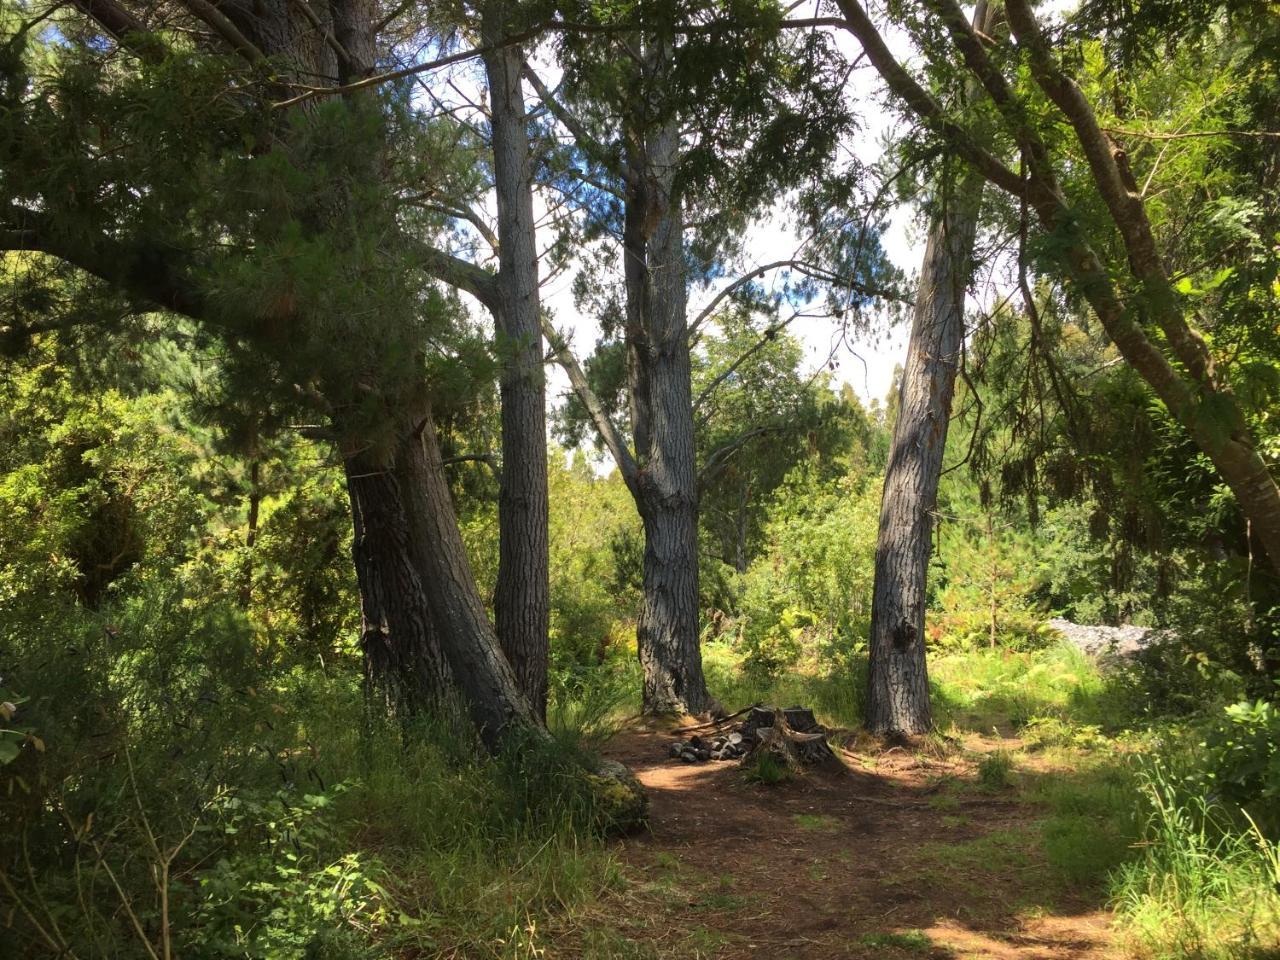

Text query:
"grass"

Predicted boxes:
[[976, 750, 1014, 790], [742, 750, 792, 784], [1110, 761, 1280, 960], [856, 929, 932, 951], [929, 640, 1121, 733], [702, 640, 866, 729], [792, 813, 842, 832]]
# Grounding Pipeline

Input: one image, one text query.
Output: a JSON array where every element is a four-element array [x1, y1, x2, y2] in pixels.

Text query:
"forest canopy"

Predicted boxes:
[[1, 0, 1278, 957]]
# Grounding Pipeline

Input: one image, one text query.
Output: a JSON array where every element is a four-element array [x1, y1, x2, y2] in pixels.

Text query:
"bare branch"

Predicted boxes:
[[540, 315, 640, 493]]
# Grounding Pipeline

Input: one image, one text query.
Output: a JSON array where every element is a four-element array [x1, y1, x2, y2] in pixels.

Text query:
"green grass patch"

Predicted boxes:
[[742, 750, 792, 785], [977, 750, 1015, 790], [856, 929, 932, 951], [792, 813, 841, 832]]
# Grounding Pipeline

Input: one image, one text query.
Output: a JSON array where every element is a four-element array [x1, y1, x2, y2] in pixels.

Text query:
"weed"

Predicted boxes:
[[742, 751, 791, 785], [856, 929, 932, 951], [977, 750, 1015, 790]]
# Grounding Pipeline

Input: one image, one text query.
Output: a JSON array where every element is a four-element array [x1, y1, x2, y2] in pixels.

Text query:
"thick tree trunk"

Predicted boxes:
[[624, 119, 712, 717], [483, 7, 550, 718], [397, 404, 545, 751], [344, 444, 452, 714], [866, 174, 984, 737]]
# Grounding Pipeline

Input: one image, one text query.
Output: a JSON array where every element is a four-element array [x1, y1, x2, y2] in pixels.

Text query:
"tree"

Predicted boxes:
[[0, 0, 548, 750], [862, 2, 992, 737], [866, 170, 984, 735], [533, 1, 869, 714], [834, 0, 1280, 582], [481, 2, 551, 718]]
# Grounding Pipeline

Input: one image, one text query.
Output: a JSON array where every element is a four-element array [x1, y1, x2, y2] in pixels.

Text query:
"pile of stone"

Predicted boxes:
[[668, 730, 748, 763], [1047, 617, 1165, 659], [667, 705, 835, 766]]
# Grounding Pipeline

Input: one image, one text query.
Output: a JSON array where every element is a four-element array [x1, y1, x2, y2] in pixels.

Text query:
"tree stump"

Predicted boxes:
[[740, 705, 836, 767]]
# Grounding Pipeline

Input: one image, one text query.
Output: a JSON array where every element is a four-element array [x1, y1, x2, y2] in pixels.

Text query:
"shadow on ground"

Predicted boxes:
[[566, 726, 1119, 960]]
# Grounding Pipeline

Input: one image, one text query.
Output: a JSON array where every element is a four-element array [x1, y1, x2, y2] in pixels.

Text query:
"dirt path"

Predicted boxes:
[[588, 726, 1118, 960]]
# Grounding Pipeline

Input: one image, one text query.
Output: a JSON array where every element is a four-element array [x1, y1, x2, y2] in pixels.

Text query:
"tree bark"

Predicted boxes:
[[344, 442, 452, 715], [483, 5, 550, 718], [866, 171, 984, 737], [399, 404, 545, 751], [624, 116, 713, 717]]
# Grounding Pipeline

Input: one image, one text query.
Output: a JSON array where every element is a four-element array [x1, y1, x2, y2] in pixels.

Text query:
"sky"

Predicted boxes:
[[524, 15, 928, 420], [427, 6, 979, 445]]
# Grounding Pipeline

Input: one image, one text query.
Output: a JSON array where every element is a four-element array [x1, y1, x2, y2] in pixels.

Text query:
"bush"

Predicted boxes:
[[1191, 699, 1280, 838], [736, 471, 878, 681], [1112, 758, 1280, 960]]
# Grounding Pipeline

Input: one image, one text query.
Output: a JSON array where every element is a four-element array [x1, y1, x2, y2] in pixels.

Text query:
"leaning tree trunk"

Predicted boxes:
[[624, 116, 712, 717], [396, 403, 545, 751], [344, 444, 452, 715], [483, 6, 551, 719], [866, 172, 984, 737]]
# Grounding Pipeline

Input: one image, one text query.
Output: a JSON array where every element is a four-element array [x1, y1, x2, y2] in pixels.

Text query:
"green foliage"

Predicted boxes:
[[741, 750, 791, 785], [547, 451, 641, 673], [187, 786, 390, 960], [1111, 758, 1280, 960], [1188, 700, 1280, 838], [977, 751, 1014, 790], [735, 468, 879, 679]]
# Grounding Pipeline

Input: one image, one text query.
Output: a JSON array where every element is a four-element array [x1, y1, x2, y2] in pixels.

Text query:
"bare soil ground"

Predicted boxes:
[[573, 724, 1118, 960]]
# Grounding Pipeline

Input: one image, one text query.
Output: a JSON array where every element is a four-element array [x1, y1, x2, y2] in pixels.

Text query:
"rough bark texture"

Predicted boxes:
[[866, 174, 984, 737], [483, 6, 550, 718], [400, 405, 545, 751], [624, 117, 712, 717], [344, 443, 452, 714]]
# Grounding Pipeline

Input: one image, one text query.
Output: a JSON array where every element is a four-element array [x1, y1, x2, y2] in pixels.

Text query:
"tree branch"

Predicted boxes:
[[687, 258, 907, 341], [521, 62, 638, 190], [69, 0, 168, 62], [1003, 0, 1215, 387], [693, 312, 802, 415], [833, 0, 1027, 197], [1, 205, 207, 321], [180, 0, 268, 68], [697, 425, 783, 492], [406, 238, 500, 312], [540, 315, 641, 493]]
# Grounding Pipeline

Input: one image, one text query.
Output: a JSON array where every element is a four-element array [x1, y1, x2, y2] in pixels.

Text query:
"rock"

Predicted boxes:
[[1046, 618, 1166, 660], [669, 741, 686, 758], [728, 732, 744, 746], [680, 750, 699, 763], [689, 735, 705, 750], [695, 748, 711, 761], [586, 758, 649, 834]]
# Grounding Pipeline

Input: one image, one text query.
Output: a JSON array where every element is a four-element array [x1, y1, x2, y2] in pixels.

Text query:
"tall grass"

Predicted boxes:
[[699, 640, 867, 728], [929, 640, 1120, 732], [1111, 760, 1280, 960], [0, 670, 630, 960]]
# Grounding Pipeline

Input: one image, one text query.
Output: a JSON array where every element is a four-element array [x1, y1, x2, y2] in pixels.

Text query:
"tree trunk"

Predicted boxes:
[[483, 6, 551, 718], [398, 404, 545, 751], [866, 173, 984, 737], [344, 443, 452, 714], [624, 115, 712, 717]]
